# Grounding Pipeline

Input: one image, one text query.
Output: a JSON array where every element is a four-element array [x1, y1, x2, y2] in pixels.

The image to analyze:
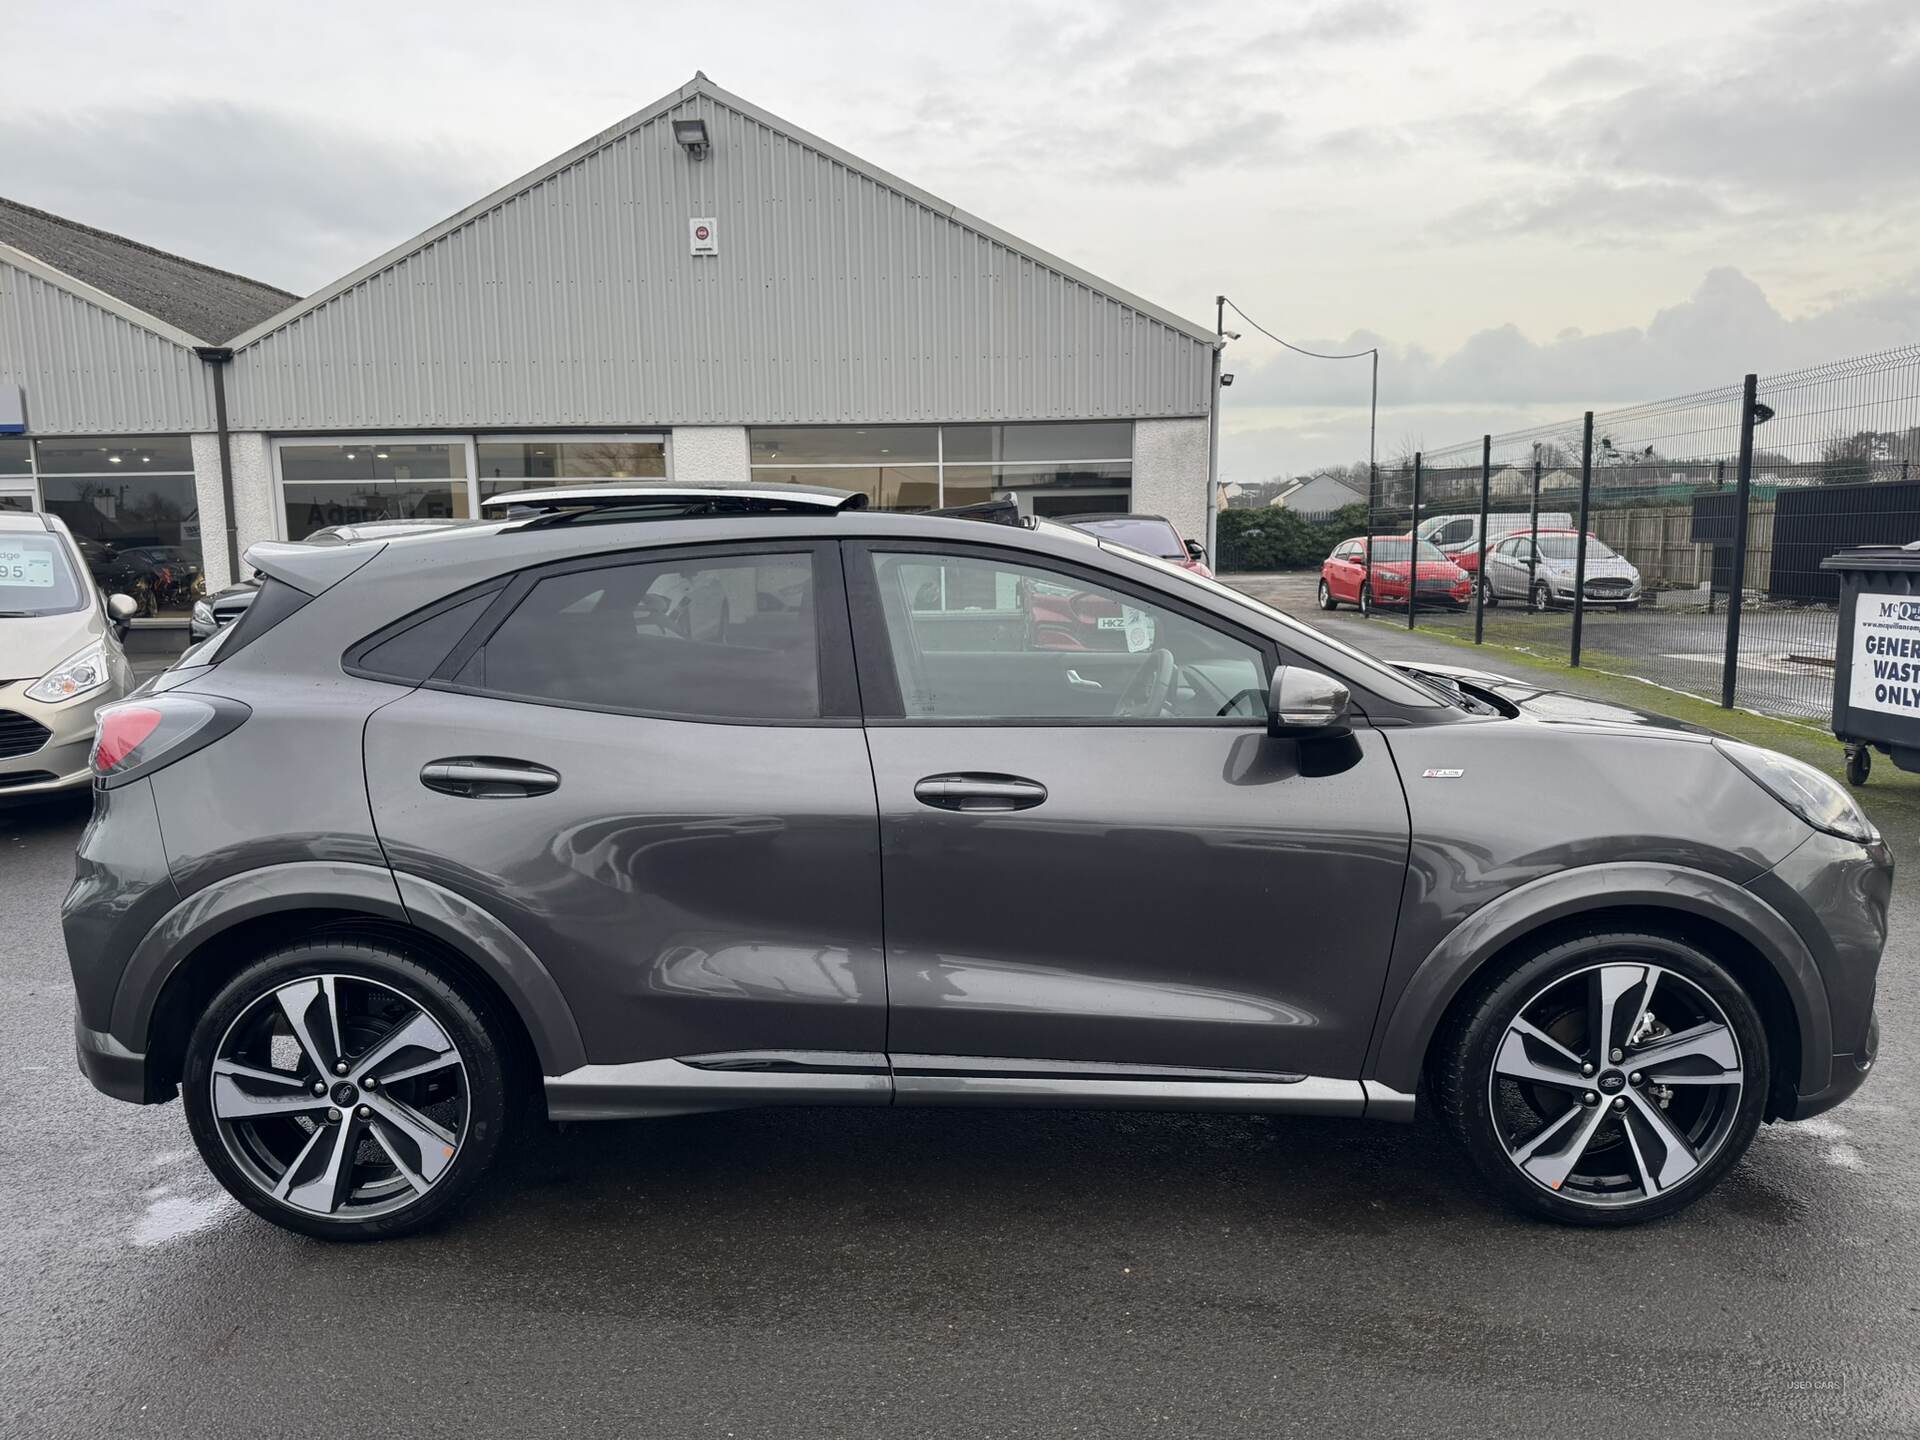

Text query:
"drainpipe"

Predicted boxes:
[[193, 347, 240, 582]]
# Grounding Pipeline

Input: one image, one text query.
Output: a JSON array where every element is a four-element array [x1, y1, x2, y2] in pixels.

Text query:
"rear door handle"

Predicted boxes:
[[420, 758, 561, 798], [913, 773, 1048, 812]]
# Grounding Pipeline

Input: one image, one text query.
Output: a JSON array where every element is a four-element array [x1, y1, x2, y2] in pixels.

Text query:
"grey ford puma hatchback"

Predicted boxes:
[[63, 484, 1889, 1239]]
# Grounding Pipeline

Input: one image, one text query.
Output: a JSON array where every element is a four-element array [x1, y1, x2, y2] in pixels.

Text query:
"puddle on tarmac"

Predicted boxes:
[[129, 1187, 235, 1247]]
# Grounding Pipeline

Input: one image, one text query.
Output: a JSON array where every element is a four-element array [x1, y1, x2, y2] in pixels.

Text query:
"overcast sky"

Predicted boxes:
[[6, 0, 1917, 482]]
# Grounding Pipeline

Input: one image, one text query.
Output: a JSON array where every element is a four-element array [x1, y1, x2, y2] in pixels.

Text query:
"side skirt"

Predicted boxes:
[[546, 1051, 1417, 1122]]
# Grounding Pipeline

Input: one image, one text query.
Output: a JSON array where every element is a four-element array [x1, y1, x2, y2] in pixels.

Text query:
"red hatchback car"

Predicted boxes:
[[1319, 535, 1471, 613]]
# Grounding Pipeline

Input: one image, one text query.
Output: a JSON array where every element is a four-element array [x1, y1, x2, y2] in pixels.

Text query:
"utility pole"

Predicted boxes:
[[1205, 295, 1225, 562]]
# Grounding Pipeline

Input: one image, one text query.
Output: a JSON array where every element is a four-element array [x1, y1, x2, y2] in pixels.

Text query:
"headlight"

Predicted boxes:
[[1714, 739, 1878, 843], [25, 643, 112, 704], [192, 599, 215, 627]]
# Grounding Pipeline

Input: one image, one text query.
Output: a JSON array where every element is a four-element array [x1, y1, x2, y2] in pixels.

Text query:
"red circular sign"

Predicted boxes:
[[694, 225, 711, 241]]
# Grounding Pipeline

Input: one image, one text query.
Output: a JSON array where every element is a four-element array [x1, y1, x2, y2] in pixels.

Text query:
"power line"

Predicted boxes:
[[1217, 297, 1380, 549], [1222, 298, 1377, 362]]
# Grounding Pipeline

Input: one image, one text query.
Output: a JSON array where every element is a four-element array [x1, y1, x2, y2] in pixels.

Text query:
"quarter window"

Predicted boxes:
[[453, 553, 820, 721], [866, 550, 1267, 723]]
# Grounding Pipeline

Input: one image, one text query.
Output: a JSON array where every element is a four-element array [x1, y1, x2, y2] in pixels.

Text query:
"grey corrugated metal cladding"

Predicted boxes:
[[227, 97, 1214, 431], [0, 258, 216, 434]]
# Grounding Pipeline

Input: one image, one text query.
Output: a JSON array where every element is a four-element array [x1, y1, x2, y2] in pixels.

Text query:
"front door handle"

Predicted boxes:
[[420, 758, 561, 798], [913, 773, 1048, 812]]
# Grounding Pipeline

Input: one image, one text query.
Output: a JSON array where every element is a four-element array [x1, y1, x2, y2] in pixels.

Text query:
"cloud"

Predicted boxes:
[[1462, 0, 1920, 221], [0, 102, 503, 294], [1219, 266, 1920, 477]]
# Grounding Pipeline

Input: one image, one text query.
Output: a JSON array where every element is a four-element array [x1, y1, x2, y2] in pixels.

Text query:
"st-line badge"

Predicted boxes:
[[1423, 768, 1465, 779]]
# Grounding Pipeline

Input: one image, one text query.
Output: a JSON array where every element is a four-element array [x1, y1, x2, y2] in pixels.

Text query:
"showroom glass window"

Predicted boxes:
[[865, 549, 1266, 722], [279, 442, 470, 540], [476, 436, 667, 502], [32, 436, 201, 617], [746, 422, 1131, 515]]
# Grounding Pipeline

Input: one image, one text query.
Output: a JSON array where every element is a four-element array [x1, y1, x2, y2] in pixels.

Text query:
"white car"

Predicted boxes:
[[0, 511, 139, 798], [1481, 528, 1643, 610], [1418, 510, 1573, 568]]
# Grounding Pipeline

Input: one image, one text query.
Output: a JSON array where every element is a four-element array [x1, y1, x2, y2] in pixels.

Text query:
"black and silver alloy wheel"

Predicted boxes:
[[210, 974, 467, 1218], [1489, 961, 1743, 1207], [183, 941, 510, 1240], [1438, 930, 1767, 1225]]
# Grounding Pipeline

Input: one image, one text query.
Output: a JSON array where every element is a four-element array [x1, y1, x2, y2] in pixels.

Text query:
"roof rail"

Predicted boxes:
[[928, 496, 1029, 528], [480, 482, 867, 517]]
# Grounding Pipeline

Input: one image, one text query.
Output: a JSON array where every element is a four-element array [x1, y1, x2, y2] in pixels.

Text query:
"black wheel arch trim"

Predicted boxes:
[[110, 861, 587, 1078], [1363, 861, 1831, 1100]]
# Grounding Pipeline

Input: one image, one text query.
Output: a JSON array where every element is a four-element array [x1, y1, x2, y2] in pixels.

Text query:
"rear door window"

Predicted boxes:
[[449, 551, 824, 721]]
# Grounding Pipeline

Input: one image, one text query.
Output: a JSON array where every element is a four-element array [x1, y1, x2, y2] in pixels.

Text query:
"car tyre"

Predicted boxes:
[[1480, 576, 1499, 608], [1358, 583, 1373, 616], [1433, 928, 1768, 1226], [181, 938, 514, 1242], [1530, 582, 1552, 612], [1318, 579, 1338, 611]]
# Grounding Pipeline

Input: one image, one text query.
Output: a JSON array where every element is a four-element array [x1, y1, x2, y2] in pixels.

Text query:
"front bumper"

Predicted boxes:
[[1782, 1010, 1879, 1120], [76, 1014, 155, 1104], [0, 678, 110, 798]]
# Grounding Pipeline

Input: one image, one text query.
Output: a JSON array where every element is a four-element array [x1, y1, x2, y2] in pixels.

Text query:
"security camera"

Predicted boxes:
[[1219, 373, 1236, 387], [1224, 330, 1243, 341]]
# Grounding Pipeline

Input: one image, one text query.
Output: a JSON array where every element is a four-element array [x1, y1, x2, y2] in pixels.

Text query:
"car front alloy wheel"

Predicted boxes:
[[1438, 931, 1767, 1225]]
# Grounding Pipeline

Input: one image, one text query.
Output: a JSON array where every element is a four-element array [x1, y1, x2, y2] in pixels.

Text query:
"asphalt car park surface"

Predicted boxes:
[[2, 626, 1916, 1437]]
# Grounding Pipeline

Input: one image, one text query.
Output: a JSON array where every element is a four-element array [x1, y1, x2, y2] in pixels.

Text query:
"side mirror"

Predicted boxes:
[[1184, 538, 1207, 563], [1267, 664, 1351, 739], [107, 593, 138, 639]]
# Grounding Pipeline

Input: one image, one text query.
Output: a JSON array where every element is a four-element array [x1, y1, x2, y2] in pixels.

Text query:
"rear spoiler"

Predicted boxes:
[[241, 540, 382, 597]]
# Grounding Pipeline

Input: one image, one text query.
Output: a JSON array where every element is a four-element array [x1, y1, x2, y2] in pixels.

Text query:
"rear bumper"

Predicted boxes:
[[75, 1014, 157, 1105]]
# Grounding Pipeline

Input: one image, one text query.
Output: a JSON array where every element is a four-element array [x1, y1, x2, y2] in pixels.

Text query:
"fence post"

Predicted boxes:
[[1408, 451, 1422, 630], [1708, 459, 1723, 614], [1474, 434, 1490, 644], [1365, 461, 1376, 585], [1529, 446, 1541, 600], [1720, 373, 1759, 708], [1571, 412, 1594, 666]]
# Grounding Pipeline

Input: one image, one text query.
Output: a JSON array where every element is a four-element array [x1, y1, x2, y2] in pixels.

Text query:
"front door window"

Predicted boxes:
[[866, 550, 1268, 723]]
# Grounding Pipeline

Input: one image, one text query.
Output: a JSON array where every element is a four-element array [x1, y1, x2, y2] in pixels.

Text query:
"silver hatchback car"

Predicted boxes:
[[0, 511, 137, 798], [1483, 528, 1644, 611]]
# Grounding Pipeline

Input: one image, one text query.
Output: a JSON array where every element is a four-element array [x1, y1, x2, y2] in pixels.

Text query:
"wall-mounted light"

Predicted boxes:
[[673, 118, 710, 160], [107, 453, 123, 463]]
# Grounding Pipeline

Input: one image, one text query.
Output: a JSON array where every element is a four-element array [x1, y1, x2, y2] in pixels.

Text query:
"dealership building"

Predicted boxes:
[[0, 75, 1221, 616]]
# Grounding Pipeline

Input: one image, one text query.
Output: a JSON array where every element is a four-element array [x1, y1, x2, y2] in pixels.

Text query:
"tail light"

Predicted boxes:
[[90, 694, 251, 789]]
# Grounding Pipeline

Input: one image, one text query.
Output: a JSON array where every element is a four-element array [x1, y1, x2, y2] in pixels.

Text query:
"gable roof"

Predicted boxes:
[[228, 73, 1215, 352], [0, 195, 298, 346]]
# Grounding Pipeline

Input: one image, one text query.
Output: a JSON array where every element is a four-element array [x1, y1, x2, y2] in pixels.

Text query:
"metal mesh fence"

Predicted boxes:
[[1338, 344, 1920, 723]]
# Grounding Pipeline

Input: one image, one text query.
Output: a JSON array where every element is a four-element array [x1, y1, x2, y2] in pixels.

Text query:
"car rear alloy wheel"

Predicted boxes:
[[1358, 583, 1373, 616], [1318, 579, 1337, 610], [1438, 932, 1767, 1225], [1481, 576, 1498, 608], [1530, 582, 1552, 612], [183, 941, 510, 1240]]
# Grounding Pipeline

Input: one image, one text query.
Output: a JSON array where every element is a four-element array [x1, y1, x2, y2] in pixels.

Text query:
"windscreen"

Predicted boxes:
[[1537, 534, 1612, 561], [1070, 517, 1185, 557], [1369, 539, 1448, 563], [0, 529, 87, 617]]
